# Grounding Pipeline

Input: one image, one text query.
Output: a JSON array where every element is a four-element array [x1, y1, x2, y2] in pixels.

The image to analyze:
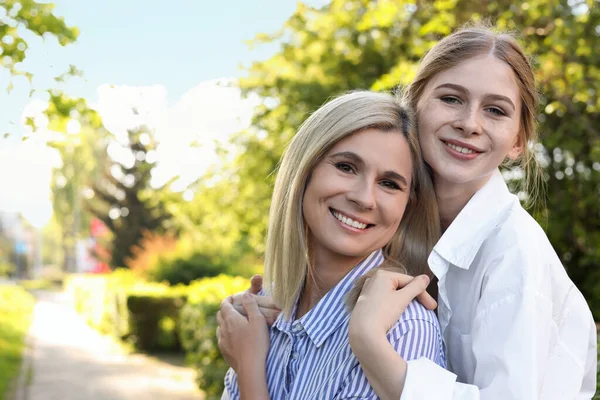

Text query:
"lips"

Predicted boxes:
[[329, 208, 374, 230], [442, 139, 484, 153], [440, 139, 484, 160]]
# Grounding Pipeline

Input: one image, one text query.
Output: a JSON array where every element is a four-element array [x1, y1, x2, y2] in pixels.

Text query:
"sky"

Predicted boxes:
[[0, 0, 328, 228]]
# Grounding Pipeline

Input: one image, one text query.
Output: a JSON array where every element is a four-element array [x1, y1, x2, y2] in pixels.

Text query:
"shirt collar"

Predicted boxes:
[[273, 249, 384, 348], [432, 169, 517, 271]]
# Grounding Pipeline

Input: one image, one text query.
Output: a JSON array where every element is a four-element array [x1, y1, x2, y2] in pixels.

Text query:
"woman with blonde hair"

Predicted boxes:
[[217, 90, 445, 399]]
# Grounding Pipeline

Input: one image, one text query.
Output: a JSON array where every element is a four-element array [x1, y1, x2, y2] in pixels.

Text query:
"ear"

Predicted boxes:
[[506, 133, 524, 161]]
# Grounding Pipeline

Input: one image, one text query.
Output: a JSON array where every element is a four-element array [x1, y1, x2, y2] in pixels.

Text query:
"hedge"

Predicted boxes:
[[65, 270, 187, 352], [65, 271, 252, 397], [179, 275, 250, 400]]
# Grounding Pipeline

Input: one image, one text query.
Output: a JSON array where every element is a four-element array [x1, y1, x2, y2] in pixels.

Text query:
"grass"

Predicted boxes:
[[0, 285, 35, 400]]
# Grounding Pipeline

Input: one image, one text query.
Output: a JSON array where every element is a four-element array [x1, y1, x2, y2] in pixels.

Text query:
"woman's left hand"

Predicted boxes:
[[217, 293, 270, 375]]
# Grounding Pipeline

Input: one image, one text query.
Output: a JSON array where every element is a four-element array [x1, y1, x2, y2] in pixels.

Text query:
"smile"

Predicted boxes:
[[443, 141, 478, 154], [330, 209, 372, 230]]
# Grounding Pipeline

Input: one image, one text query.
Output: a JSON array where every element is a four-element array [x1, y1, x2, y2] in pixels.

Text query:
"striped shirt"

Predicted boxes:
[[223, 249, 445, 400]]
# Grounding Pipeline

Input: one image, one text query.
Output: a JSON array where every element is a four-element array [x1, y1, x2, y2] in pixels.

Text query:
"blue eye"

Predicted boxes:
[[487, 107, 506, 116], [441, 96, 461, 105]]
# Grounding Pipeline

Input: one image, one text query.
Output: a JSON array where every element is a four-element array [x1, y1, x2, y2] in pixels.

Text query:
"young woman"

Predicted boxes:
[[229, 26, 597, 399], [216, 91, 446, 399], [347, 27, 597, 399]]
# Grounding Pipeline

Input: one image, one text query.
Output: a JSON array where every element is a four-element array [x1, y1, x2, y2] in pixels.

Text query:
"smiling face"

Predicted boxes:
[[417, 55, 523, 194], [302, 128, 413, 266]]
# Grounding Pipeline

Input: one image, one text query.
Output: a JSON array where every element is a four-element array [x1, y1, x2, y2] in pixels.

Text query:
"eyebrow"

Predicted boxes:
[[434, 83, 516, 111], [329, 151, 410, 187]]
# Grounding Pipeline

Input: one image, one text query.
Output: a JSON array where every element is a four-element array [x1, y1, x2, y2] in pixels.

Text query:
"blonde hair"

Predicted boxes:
[[403, 24, 544, 204], [264, 91, 440, 317]]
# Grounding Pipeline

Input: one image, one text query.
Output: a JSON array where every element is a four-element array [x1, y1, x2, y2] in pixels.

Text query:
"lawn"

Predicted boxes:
[[0, 285, 35, 400]]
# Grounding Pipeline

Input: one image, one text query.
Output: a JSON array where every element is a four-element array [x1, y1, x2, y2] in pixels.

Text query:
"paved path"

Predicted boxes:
[[23, 291, 203, 400]]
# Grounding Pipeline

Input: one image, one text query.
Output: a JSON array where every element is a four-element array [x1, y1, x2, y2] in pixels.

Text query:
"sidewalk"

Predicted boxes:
[[20, 290, 203, 400]]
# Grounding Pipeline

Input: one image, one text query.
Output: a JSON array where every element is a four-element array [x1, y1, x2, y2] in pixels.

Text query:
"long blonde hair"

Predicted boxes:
[[264, 91, 440, 317], [403, 24, 543, 204]]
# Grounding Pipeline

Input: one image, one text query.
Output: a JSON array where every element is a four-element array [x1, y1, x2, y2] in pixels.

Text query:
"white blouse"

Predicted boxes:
[[401, 170, 597, 399]]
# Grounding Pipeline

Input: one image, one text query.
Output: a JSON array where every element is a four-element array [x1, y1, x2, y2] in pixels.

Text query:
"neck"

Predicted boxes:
[[434, 174, 492, 231], [296, 247, 365, 319]]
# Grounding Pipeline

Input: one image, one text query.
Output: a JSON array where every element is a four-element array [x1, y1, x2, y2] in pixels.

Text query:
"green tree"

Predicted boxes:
[[215, 0, 600, 314], [46, 93, 112, 271], [0, 0, 78, 89], [87, 125, 175, 269]]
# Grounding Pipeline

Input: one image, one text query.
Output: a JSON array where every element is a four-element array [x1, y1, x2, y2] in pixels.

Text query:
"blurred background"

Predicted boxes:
[[0, 0, 598, 399]]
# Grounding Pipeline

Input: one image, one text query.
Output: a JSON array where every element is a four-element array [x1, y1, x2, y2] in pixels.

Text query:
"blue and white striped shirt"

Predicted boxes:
[[223, 249, 445, 400]]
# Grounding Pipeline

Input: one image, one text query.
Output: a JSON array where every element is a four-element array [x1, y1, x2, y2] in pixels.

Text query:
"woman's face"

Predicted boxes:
[[302, 128, 412, 265], [417, 55, 523, 192]]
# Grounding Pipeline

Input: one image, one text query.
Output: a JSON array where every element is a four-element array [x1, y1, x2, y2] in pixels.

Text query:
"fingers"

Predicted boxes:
[[416, 291, 438, 310], [220, 297, 238, 318], [254, 294, 279, 310], [391, 275, 431, 307], [242, 293, 264, 321], [249, 274, 263, 295], [233, 303, 280, 325], [232, 293, 279, 310]]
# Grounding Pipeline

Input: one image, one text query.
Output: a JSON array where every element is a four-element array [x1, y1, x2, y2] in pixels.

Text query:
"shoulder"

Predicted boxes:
[[475, 203, 588, 319], [479, 202, 563, 279], [387, 299, 441, 341], [386, 300, 445, 365]]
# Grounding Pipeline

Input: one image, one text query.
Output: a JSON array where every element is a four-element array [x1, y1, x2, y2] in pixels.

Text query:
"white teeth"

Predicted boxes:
[[332, 211, 368, 230], [445, 141, 476, 154]]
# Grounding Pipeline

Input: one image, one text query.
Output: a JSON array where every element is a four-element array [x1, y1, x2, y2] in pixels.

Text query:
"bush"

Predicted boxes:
[[0, 285, 35, 400], [150, 251, 229, 286], [65, 269, 137, 338], [125, 285, 187, 352], [65, 270, 188, 352], [125, 232, 234, 286], [179, 275, 250, 400]]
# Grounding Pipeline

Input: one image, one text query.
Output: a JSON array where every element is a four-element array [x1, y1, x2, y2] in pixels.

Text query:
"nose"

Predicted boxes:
[[346, 178, 376, 211], [453, 105, 483, 136]]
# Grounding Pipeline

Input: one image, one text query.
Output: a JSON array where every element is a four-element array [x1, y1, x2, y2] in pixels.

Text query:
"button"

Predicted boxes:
[[292, 352, 299, 360]]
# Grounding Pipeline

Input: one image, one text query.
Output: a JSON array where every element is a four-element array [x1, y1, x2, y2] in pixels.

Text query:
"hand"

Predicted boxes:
[[349, 271, 434, 343], [229, 274, 281, 326], [217, 293, 271, 374]]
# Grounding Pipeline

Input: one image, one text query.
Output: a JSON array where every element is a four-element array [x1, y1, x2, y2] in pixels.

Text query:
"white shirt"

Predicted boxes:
[[400, 170, 597, 400]]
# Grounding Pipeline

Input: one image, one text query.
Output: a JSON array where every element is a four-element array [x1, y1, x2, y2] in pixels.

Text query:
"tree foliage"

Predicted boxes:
[[87, 125, 176, 269], [210, 0, 600, 315], [0, 0, 78, 80], [45, 93, 112, 271]]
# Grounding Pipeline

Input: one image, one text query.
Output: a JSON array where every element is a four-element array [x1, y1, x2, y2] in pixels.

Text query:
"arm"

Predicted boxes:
[[350, 258, 596, 399], [348, 271, 437, 399], [217, 294, 271, 400], [343, 306, 444, 400]]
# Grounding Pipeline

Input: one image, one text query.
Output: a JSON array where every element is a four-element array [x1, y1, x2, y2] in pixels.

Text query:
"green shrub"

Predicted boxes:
[[126, 289, 187, 352], [179, 275, 250, 400], [65, 270, 188, 352], [150, 251, 228, 286], [0, 285, 35, 400]]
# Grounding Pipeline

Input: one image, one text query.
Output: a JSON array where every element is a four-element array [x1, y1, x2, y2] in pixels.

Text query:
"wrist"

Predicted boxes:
[[238, 363, 269, 400], [349, 324, 388, 357]]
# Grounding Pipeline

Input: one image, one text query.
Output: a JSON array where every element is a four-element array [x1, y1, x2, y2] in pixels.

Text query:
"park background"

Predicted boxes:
[[0, 0, 598, 399]]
